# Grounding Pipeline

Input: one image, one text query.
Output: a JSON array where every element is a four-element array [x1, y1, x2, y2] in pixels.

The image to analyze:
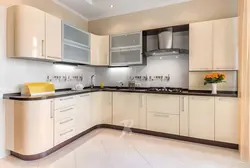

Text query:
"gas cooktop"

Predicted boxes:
[[147, 87, 183, 93]]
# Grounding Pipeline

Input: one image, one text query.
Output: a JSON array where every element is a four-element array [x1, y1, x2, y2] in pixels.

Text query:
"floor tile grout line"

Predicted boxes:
[[132, 144, 155, 168]]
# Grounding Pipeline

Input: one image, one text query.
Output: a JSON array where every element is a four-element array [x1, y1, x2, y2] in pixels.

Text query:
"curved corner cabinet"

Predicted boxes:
[[7, 5, 62, 61]]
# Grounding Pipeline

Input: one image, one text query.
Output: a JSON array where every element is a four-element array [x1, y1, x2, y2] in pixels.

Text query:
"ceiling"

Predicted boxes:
[[54, 0, 192, 20]]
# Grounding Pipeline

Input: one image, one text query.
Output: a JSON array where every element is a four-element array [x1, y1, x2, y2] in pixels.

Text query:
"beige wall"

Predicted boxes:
[[89, 0, 237, 35], [0, 0, 88, 30]]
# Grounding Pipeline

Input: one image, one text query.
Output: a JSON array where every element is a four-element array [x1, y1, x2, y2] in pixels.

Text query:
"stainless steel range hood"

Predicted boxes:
[[143, 25, 189, 57]]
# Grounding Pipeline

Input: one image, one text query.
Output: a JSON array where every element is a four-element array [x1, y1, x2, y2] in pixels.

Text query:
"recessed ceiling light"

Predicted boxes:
[[110, 5, 114, 8]]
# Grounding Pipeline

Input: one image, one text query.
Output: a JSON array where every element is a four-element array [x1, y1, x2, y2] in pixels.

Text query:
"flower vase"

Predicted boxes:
[[212, 83, 217, 94]]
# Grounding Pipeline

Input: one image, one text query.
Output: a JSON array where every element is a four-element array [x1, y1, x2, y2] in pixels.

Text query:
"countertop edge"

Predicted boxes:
[[3, 88, 238, 101]]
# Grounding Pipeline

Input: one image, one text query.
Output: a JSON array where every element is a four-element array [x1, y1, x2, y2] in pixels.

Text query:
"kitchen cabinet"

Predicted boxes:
[[7, 5, 62, 60], [147, 112, 180, 135], [189, 96, 215, 140], [110, 48, 143, 66], [180, 96, 189, 136], [110, 32, 142, 50], [63, 23, 90, 64], [213, 17, 238, 70], [54, 96, 77, 145], [146, 94, 180, 135], [147, 94, 180, 114], [215, 97, 238, 144], [7, 5, 46, 59], [91, 34, 109, 66], [5, 99, 54, 155], [45, 13, 62, 61], [113, 92, 140, 128], [91, 92, 113, 126], [189, 21, 213, 71], [110, 31, 144, 66], [189, 17, 238, 71], [76, 94, 91, 134]]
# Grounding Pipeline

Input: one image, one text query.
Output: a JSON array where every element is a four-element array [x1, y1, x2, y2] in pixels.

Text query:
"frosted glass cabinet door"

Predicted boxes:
[[110, 32, 142, 49], [63, 24, 90, 48], [63, 43, 90, 64], [110, 48, 142, 66]]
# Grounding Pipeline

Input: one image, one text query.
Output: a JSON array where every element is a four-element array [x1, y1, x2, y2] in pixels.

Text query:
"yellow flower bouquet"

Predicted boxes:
[[204, 73, 226, 85]]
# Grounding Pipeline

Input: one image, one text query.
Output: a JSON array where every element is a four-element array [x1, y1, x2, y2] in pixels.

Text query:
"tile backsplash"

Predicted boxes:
[[96, 55, 189, 88]]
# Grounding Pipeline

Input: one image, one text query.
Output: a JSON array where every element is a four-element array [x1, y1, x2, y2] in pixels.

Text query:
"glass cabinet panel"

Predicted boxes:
[[110, 32, 142, 49], [63, 43, 90, 64], [63, 24, 90, 48], [110, 48, 142, 66]]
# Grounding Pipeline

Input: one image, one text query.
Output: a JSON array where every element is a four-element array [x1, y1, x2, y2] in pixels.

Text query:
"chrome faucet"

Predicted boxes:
[[90, 75, 95, 88]]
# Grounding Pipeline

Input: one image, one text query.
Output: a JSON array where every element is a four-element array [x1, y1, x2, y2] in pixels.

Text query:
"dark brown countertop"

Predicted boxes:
[[3, 87, 238, 101]]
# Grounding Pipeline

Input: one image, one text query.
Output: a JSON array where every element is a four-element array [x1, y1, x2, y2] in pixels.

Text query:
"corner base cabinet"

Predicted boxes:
[[5, 99, 54, 155]]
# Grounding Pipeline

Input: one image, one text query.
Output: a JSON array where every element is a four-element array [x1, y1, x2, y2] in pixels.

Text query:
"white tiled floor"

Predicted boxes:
[[0, 129, 249, 168]]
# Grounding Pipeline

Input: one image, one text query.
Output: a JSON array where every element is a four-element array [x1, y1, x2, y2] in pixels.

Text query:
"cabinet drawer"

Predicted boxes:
[[147, 112, 179, 135], [55, 117, 75, 133], [55, 106, 76, 121], [55, 127, 75, 145], [55, 96, 76, 110], [147, 95, 180, 114]]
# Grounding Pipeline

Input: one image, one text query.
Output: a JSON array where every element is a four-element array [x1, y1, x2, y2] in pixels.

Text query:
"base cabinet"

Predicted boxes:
[[189, 96, 215, 140], [5, 99, 54, 155], [147, 112, 179, 135], [215, 97, 238, 144], [91, 92, 113, 126], [113, 92, 141, 128], [76, 94, 91, 135]]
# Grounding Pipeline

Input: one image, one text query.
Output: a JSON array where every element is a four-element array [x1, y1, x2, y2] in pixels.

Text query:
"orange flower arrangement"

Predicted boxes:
[[204, 73, 226, 85]]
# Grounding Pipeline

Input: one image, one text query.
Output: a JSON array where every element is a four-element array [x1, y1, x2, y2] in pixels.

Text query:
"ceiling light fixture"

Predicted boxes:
[[110, 4, 114, 8]]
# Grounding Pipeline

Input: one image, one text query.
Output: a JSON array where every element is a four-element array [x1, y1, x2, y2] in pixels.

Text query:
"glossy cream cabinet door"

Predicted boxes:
[[5, 99, 54, 155], [147, 94, 180, 114], [147, 112, 180, 135], [189, 96, 215, 140], [215, 97, 238, 144], [91, 34, 110, 65], [7, 5, 46, 59], [45, 13, 62, 61], [189, 21, 213, 71], [113, 92, 140, 128], [213, 17, 238, 70], [76, 94, 91, 134], [91, 92, 113, 126], [180, 96, 189, 136]]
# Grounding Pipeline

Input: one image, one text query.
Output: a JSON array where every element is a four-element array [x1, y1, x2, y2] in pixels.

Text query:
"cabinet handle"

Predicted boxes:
[[60, 118, 73, 125], [41, 40, 45, 57], [60, 129, 73, 136], [60, 108, 73, 113], [60, 97, 74, 101], [80, 94, 89, 98], [50, 100, 54, 119], [154, 114, 169, 118], [191, 97, 211, 100], [218, 98, 234, 101], [140, 95, 143, 108], [110, 94, 112, 104], [182, 97, 185, 112]]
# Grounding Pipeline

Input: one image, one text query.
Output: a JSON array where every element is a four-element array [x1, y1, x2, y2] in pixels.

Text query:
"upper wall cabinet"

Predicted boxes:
[[62, 24, 90, 64], [91, 34, 109, 66], [110, 32, 142, 49], [213, 18, 238, 70], [189, 17, 238, 71], [189, 21, 213, 70], [110, 32, 144, 66], [7, 5, 62, 61]]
